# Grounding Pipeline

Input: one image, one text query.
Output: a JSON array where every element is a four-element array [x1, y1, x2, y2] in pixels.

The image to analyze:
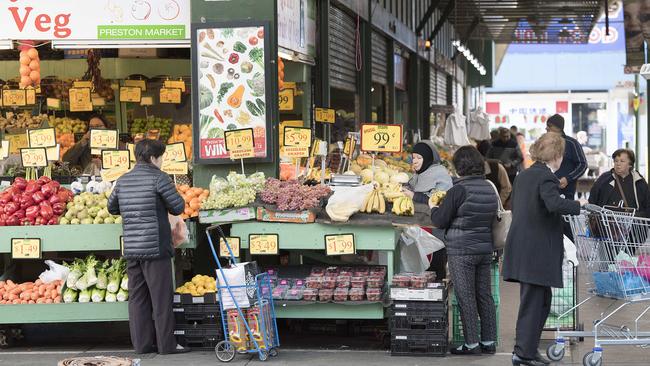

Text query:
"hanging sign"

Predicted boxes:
[[92, 96, 106, 107], [126, 143, 136, 162], [46, 98, 62, 110], [101, 150, 130, 170], [0, 140, 9, 159], [325, 234, 355, 256], [343, 136, 356, 156], [46, 145, 60, 161], [164, 80, 186, 92], [72, 81, 93, 89], [140, 96, 154, 106], [124, 79, 147, 92], [278, 89, 294, 111], [20, 148, 48, 167], [225, 128, 255, 159], [2, 89, 26, 107], [69, 88, 93, 112], [27, 128, 56, 148], [283, 127, 311, 147], [360, 124, 403, 153], [249, 234, 279, 255], [25, 88, 36, 105], [11, 238, 42, 259], [315, 107, 335, 124], [161, 161, 189, 175], [163, 143, 187, 164], [219, 237, 241, 258], [160, 88, 182, 104], [90, 129, 118, 155], [119, 87, 142, 103], [6, 134, 28, 154]]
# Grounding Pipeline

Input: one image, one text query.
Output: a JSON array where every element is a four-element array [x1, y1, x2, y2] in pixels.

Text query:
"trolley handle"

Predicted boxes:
[[583, 204, 605, 213], [206, 224, 223, 233]]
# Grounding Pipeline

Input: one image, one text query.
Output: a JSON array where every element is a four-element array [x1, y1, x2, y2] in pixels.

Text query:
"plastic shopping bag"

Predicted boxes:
[[399, 226, 445, 273], [563, 235, 579, 266], [325, 184, 374, 222], [38, 260, 70, 284], [169, 214, 189, 248], [216, 262, 252, 310]]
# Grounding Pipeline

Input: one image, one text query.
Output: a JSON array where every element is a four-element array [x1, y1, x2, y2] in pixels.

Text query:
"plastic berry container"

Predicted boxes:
[[353, 267, 370, 277], [293, 279, 306, 288], [366, 276, 384, 289], [325, 267, 340, 276], [336, 275, 351, 288], [310, 267, 325, 277], [303, 288, 318, 302], [277, 279, 291, 287], [370, 266, 386, 277], [391, 275, 411, 288], [349, 288, 365, 301], [339, 267, 354, 277], [318, 288, 334, 302], [272, 286, 288, 300], [321, 276, 337, 289], [350, 276, 366, 288], [410, 275, 428, 289], [284, 288, 304, 301], [366, 288, 382, 302], [306, 276, 322, 289], [333, 287, 349, 302]]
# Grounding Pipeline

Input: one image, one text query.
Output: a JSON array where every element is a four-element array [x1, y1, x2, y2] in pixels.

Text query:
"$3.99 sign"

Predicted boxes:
[[325, 234, 355, 256], [27, 128, 56, 148], [360, 124, 403, 153], [249, 234, 278, 255], [283, 127, 311, 147], [101, 150, 130, 170]]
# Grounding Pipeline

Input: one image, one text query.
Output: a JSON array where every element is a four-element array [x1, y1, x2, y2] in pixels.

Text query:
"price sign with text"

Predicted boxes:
[[278, 88, 294, 111], [90, 129, 118, 155], [225, 128, 255, 160], [283, 127, 311, 147], [28, 128, 56, 148], [2, 89, 26, 107], [325, 234, 355, 256], [315, 107, 335, 123], [163, 143, 187, 164], [11, 238, 42, 259], [161, 161, 189, 175], [164, 80, 186, 92], [6, 134, 27, 154], [160, 88, 182, 104], [119, 86, 142, 103], [101, 166, 131, 182], [343, 137, 356, 156], [281, 146, 310, 158], [92, 96, 106, 107], [46, 97, 62, 109], [25, 88, 36, 105], [219, 237, 240, 258], [72, 80, 93, 89], [124, 79, 147, 91], [360, 124, 403, 153], [1, 140, 9, 159], [249, 234, 279, 255], [46, 145, 60, 161], [20, 148, 47, 167], [69, 88, 93, 112], [102, 150, 131, 170], [126, 143, 136, 162]]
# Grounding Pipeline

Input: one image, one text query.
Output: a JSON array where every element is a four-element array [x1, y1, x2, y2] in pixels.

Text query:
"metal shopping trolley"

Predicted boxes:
[[546, 205, 650, 366], [205, 225, 280, 362]]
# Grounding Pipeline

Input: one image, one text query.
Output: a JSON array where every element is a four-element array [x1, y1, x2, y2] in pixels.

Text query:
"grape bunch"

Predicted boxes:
[[260, 178, 331, 211], [201, 172, 266, 210]]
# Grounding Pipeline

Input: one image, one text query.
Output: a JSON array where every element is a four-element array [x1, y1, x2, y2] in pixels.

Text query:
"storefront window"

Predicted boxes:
[[371, 83, 386, 123], [330, 88, 357, 142], [572, 103, 606, 151]]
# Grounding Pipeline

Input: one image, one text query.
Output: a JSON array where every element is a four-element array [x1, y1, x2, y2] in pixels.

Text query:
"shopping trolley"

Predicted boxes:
[[205, 224, 280, 362], [546, 205, 650, 366]]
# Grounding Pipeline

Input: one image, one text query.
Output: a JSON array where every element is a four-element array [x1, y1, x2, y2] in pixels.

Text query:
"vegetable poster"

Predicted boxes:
[[196, 25, 268, 161]]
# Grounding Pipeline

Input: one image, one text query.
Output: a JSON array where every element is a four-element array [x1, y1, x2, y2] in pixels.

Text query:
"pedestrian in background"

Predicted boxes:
[[502, 133, 581, 366], [545, 114, 588, 199], [487, 128, 523, 184], [478, 140, 512, 206]]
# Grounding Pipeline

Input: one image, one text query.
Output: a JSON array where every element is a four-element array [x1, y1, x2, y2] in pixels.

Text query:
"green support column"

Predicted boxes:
[[359, 18, 373, 123], [387, 39, 396, 122], [407, 54, 421, 142], [315, 0, 331, 141]]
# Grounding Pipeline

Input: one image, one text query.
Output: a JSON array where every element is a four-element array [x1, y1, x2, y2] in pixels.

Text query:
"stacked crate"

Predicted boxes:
[[173, 293, 224, 350]]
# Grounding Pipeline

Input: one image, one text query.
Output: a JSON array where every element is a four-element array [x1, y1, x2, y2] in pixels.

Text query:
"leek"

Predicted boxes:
[[105, 292, 117, 303], [91, 288, 106, 303], [116, 288, 129, 302], [120, 273, 129, 291], [95, 260, 110, 290], [63, 288, 78, 303], [107, 259, 125, 294], [78, 288, 91, 303]]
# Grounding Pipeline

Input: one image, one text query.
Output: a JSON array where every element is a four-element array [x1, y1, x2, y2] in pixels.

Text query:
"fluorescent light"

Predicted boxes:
[[0, 40, 13, 50], [51, 40, 190, 49]]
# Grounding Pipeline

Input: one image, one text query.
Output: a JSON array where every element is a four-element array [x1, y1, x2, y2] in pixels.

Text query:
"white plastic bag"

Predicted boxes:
[[39, 260, 70, 284], [563, 235, 579, 266], [169, 214, 189, 248], [399, 227, 445, 273], [325, 184, 374, 221], [216, 263, 251, 310]]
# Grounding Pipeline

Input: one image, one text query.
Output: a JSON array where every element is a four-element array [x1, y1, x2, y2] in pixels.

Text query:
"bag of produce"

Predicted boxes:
[[169, 214, 188, 248]]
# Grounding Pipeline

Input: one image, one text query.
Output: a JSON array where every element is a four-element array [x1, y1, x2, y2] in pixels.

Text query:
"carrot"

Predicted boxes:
[[0, 300, 5, 304], [3, 293, 9, 300], [10, 287, 21, 295], [46, 284, 55, 291], [38, 286, 45, 296], [54, 296, 61, 303], [56, 285, 62, 293], [12, 299, 20, 304], [20, 300, 27, 304], [36, 298, 44, 304], [28, 300, 35, 304], [30, 292, 38, 301], [50, 289, 58, 299], [8, 294, 17, 301], [7, 280, 15, 287], [34, 279, 42, 286], [0, 281, 6, 287], [45, 299, 52, 304]]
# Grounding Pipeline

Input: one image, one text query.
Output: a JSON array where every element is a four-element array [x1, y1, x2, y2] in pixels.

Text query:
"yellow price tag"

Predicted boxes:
[[46, 97, 62, 109], [92, 96, 106, 107], [1, 140, 9, 159], [281, 146, 310, 158], [28, 128, 56, 148], [343, 137, 356, 156], [25, 88, 36, 105], [11, 238, 42, 259], [69, 87, 93, 112], [126, 143, 136, 162], [101, 166, 131, 182], [278, 88, 294, 111], [46, 145, 60, 161], [164, 80, 186, 92], [124, 79, 147, 92], [249, 234, 279, 255], [160, 88, 182, 104], [102, 150, 131, 170], [163, 143, 187, 164], [6, 134, 27, 154], [161, 161, 189, 175], [20, 148, 47, 167], [283, 127, 311, 147], [2, 89, 26, 107], [315, 107, 336, 123], [119, 86, 142, 103], [360, 123, 403, 153], [90, 129, 118, 155], [225, 129, 255, 159], [325, 234, 355, 255], [72, 80, 93, 89], [219, 237, 240, 258]]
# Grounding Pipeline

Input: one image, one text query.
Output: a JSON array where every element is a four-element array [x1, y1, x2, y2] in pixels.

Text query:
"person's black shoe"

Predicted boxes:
[[480, 343, 497, 354], [512, 354, 547, 366], [449, 344, 482, 355], [534, 352, 551, 365]]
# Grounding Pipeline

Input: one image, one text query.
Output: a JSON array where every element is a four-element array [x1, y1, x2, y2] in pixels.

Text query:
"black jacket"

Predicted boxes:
[[554, 134, 588, 197], [430, 176, 498, 256], [62, 141, 93, 171], [108, 163, 185, 260], [589, 169, 650, 217], [487, 139, 523, 177], [502, 162, 580, 288]]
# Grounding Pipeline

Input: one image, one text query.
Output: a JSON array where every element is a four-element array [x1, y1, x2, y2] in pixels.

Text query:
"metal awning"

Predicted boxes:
[[431, 0, 604, 44]]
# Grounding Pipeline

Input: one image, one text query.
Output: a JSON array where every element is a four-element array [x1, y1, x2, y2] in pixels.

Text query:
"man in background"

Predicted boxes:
[[487, 128, 523, 184], [546, 114, 588, 199]]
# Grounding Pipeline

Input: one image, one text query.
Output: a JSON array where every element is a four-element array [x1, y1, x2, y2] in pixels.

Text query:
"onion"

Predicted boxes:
[[20, 75, 31, 85], [28, 59, 39, 71], [29, 70, 40, 82], [26, 48, 38, 59], [19, 65, 30, 76], [19, 55, 30, 65]]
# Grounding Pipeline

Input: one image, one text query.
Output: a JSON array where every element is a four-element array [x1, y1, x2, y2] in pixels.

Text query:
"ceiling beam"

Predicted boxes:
[[427, 0, 455, 42], [416, 0, 441, 35]]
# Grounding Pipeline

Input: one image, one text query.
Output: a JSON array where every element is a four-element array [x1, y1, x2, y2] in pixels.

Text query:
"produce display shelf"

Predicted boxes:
[[274, 302, 384, 319], [0, 302, 128, 324]]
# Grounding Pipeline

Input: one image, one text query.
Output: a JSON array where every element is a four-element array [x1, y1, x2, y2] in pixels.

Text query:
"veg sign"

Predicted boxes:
[[0, 0, 190, 40]]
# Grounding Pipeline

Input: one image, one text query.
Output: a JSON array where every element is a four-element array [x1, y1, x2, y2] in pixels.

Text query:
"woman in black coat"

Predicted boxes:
[[502, 133, 581, 366]]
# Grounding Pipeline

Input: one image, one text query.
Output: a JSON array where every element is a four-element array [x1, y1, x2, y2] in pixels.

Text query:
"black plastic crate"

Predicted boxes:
[[175, 334, 223, 350], [390, 314, 447, 333], [391, 300, 447, 316], [390, 332, 448, 357], [173, 323, 223, 339], [173, 304, 221, 325]]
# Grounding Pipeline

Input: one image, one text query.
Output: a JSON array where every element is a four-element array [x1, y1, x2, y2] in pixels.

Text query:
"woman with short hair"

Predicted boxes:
[[503, 133, 581, 366]]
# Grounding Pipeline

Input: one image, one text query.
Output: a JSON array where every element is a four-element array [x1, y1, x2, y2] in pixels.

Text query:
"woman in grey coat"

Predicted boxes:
[[502, 133, 581, 366]]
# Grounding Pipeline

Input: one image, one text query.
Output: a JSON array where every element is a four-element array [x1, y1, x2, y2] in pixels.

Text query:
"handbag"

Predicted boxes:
[[486, 180, 511, 250]]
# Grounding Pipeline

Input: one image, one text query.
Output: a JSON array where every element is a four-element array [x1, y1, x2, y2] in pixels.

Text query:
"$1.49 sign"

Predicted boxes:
[[101, 150, 130, 170], [249, 234, 279, 255], [90, 129, 118, 155], [360, 124, 403, 153], [11, 238, 42, 259], [325, 234, 355, 256]]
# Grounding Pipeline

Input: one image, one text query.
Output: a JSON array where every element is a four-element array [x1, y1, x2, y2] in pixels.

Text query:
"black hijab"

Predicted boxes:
[[412, 141, 440, 174]]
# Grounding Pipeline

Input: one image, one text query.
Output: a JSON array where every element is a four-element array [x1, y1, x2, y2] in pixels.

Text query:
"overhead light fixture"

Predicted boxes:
[[451, 40, 487, 77], [0, 40, 13, 50], [51, 40, 190, 49]]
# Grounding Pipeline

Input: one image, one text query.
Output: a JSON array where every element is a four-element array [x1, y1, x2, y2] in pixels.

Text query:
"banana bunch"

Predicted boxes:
[[361, 188, 386, 214], [381, 182, 405, 203], [392, 196, 415, 216], [429, 190, 447, 207]]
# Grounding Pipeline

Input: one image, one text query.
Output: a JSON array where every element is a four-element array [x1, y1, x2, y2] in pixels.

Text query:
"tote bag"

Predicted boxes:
[[487, 180, 511, 250]]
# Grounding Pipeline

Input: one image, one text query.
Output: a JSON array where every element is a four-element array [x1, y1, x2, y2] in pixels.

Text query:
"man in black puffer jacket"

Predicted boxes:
[[108, 139, 187, 355]]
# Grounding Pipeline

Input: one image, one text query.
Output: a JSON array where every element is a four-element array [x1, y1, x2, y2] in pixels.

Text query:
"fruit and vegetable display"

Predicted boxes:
[[176, 185, 209, 219], [391, 271, 437, 289], [360, 187, 386, 214], [167, 124, 193, 160], [175, 275, 216, 296], [428, 191, 447, 207], [59, 191, 122, 225], [129, 117, 172, 141], [50, 116, 87, 135], [0, 112, 48, 131], [391, 196, 415, 216], [348, 155, 410, 185], [0, 279, 63, 305], [258, 179, 331, 211], [18, 46, 40, 88], [201, 172, 265, 210], [0, 177, 74, 226], [64, 256, 128, 303]]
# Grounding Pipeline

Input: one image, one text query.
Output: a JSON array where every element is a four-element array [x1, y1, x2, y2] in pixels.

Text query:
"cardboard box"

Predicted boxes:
[[256, 206, 316, 223], [199, 207, 256, 224]]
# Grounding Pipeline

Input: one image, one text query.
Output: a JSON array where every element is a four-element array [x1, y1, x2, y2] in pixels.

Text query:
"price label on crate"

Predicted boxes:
[[219, 237, 240, 258], [2, 89, 26, 107], [11, 238, 42, 259], [360, 124, 403, 153], [225, 128, 255, 160], [6, 134, 27, 154], [90, 129, 118, 155], [249, 234, 279, 255], [20, 147, 47, 167], [69, 88, 93, 112], [159, 88, 182, 104], [164, 79, 186, 92], [315, 107, 335, 124], [163, 143, 187, 164], [102, 150, 130, 170], [124, 79, 147, 92], [119, 86, 142, 103], [27, 128, 57, 148], [0, 140, 9, 159], [161, 161, 188, 175], [325, 234, 355, 256], [278, 88, 294, 111], [283, 127, 311, 148]]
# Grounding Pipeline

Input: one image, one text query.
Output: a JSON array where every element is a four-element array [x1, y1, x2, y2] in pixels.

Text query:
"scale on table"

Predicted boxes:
[[328, 174, 361, 186]]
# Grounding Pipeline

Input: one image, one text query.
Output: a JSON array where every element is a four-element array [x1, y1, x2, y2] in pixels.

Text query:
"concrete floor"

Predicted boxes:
[[1, 270, 650, 365]]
